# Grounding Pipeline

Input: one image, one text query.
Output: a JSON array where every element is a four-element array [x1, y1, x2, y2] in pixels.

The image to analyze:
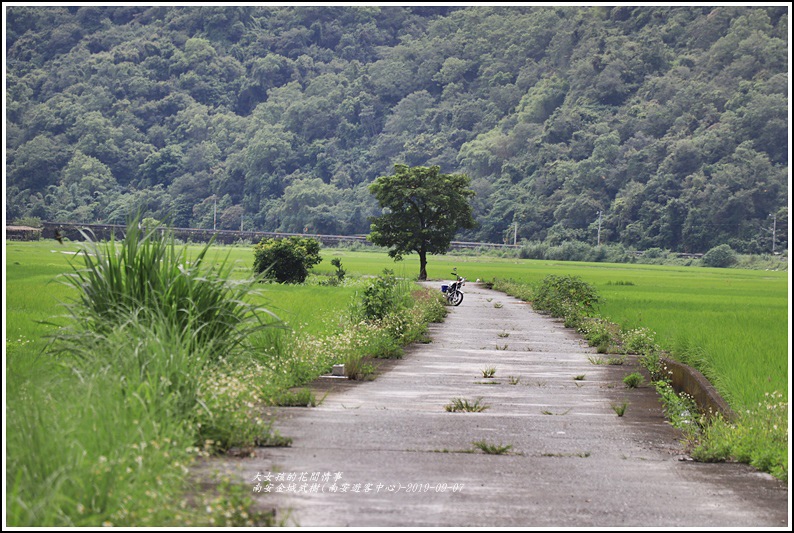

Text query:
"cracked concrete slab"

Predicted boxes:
[[195, 282, 788, 527]]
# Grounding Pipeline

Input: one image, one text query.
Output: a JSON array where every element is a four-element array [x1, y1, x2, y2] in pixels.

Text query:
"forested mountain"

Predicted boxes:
[[5, 5, 789, 253]]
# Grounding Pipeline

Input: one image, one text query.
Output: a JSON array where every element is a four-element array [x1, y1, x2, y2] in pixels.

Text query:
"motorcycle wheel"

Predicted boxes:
[[449, 290, 464, 306]]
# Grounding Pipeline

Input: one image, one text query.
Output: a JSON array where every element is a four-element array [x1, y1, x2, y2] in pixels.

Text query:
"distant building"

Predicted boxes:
[[6, 225, 42, 241]]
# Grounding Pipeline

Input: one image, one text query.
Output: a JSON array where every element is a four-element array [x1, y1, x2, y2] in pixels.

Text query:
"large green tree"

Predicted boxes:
[[368, 164, 476, 280]]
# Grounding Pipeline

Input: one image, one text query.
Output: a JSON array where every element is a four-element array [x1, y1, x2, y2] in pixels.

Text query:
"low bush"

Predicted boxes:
[[532, 274, 600, 318], [620, 327, 660, 356], [702, 244, 737, 268], [253, 236, 322, 283], [545, 240, 595, 262], [515, 241, 634, 264], [578, 317, 618, 353], [330, 257, 346, 282], [350, 269, 412, 322]]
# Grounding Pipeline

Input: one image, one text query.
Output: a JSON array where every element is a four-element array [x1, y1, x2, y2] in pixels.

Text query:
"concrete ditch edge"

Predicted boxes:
[[662, 356, 736, 421]]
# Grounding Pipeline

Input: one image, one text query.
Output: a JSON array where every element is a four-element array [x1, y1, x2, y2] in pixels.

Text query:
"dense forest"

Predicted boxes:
[[5, 5, 789, 253]]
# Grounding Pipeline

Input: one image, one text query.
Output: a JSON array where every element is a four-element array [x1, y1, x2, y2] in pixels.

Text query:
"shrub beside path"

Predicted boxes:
[[197, 282, 788, 527]]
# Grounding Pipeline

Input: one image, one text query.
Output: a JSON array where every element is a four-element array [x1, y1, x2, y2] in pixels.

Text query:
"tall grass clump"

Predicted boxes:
[[6, 218, 282, 526], [56, 220, 277, 358], [53, 218, 281, 443]]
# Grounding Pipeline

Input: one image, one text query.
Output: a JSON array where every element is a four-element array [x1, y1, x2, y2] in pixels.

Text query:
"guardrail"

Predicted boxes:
[[37, 222, 519, 251], [18, 222, 722, 258]]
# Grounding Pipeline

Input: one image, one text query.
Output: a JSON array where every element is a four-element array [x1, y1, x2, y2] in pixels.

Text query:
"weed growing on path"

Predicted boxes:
[[257, 432, 293, 447], [623, 372, 644, 389], [541, 451, 591, 458], [542, 408, 571, 415], [472, 440, 513, 455], [588, 355, 625, 365], [445, 398, 490, 413], [272, 388, 320, 407], [611, 401, 629, 416]]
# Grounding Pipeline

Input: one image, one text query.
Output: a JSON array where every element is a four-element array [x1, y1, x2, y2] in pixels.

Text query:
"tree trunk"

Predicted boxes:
[[418, 249, 428, 280]]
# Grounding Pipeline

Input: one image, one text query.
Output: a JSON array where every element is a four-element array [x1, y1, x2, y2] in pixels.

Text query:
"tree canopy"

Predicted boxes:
[[368, 164, 476, 279]]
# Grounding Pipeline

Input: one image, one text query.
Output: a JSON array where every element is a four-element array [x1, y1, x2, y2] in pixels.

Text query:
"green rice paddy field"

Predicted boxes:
[[5, 241, 790, 414], [6, 239, 788, 523]]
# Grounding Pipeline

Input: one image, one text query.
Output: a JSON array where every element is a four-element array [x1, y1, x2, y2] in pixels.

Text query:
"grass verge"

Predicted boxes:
[[5, 225, 448, 526]]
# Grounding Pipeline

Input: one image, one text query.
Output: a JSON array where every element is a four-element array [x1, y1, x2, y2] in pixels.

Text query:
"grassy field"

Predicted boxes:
[[5, 241, 355, 343], [10, 240, 786, 411], [5, 238, 789, 510]]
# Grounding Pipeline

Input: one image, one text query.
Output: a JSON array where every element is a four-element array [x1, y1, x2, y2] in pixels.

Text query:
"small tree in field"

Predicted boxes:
[[253, 236, 322, 283], [368, 164, 476, 280]]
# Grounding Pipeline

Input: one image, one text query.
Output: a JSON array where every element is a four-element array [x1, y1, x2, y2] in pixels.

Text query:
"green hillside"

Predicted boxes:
[[5, 6, 789, 253]]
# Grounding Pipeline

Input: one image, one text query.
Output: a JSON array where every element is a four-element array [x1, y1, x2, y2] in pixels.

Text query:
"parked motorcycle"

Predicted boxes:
[[441, 269, 465, 306]]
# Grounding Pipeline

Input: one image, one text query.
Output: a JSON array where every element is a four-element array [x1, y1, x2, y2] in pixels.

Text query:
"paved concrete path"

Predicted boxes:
[[200, 282, 788, 527]]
